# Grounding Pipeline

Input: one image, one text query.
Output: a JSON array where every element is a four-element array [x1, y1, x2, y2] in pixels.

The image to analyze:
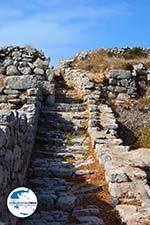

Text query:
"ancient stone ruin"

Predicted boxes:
[[0, 46, 149, 225]]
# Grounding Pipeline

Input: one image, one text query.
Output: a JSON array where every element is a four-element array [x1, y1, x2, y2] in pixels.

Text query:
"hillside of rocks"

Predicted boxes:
[[0, 46, 149, 225]]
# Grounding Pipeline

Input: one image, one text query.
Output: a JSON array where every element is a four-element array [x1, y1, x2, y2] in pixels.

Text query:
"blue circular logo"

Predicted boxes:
[[7, 187, 38, 218]]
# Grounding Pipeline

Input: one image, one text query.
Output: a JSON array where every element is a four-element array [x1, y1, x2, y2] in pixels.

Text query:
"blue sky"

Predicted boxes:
[[0, 0, 150, 66]]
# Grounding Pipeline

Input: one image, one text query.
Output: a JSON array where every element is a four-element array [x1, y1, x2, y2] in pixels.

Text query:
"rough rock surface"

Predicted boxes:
[[59, 60, 150, 225], [0, 47, 150, 225], [0, 46, 54, 225]]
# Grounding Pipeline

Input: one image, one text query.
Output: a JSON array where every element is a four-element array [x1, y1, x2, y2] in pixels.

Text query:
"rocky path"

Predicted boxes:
[[20, 76, 121, 225]]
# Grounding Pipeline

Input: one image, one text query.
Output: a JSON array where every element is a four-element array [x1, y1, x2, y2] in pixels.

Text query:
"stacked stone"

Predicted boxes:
[[106, 68, 148, 100], [103, 47, 150, 55], [0, 46, 52, 107], [0, 107, 39, 222], [73, 47, 150, 62], [60, 62, 150, 225], [60, 60, 94, 91], [0, 46, 55, 225], [107, 69, 137, 98], [61, 59, 149, 103]]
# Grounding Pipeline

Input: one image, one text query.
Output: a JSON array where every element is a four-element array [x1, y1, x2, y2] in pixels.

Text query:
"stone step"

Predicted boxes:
[[36, 136, 63, 144], [37, 129, 63, 138], [40, 111, 89, 120], [75, 169, 95, 176], [39, 118, 87, 130], [38, 120, 74, 132], [42, 103, 87, 112], [34, 145, 86, 155], [72, 205, 100, 217], [26, 210, 69, 224], [21, 80, 109, 225], [73, 185, 102, 195], [76, 216, 104, 225], [29, 177, 68, 191], [35, 150, 84, 160]]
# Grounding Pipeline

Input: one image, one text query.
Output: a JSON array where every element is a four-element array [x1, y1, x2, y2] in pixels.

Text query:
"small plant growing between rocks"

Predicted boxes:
[[64, 132, 85, 145], [64, 133, 75, 145], [83, 146, 90, 156]]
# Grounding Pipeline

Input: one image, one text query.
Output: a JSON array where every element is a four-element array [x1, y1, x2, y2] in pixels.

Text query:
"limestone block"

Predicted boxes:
[[18, 66, 32, 75], [108, 168, 129, 183], [6, 65, 20, 75], [4, 89, 20, 95], [108, 70, 131, 79], [57, 195, 77, 211], [33, 68, 44, 75], [33, 58, 49, 70], [114, 86, 127, 93], [5, 75, 38, 90], [42, 82, 55, 96], [20, 96, 37, 104]]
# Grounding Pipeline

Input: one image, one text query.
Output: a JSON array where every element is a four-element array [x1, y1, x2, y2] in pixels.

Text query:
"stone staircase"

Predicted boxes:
[[20, 76, 106, 225], [19, 72, 150, 225]]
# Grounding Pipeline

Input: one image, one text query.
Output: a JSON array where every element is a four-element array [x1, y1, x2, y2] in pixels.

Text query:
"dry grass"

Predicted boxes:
[[72, 49, 150, 83], [137, 97, 150, 111], [137, 127, 150, 148], [88, 71, 107, 84]]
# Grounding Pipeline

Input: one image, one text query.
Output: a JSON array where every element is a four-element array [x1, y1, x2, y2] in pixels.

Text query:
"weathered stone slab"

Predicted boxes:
[[57, 195, 76, 211], [6, 65, 20, 75], [108, 70, 131, 79], [108, 168, 129, 183], [5, 75, 38, 90]]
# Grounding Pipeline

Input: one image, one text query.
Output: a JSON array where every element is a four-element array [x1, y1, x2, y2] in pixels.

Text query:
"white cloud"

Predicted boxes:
[[0, 0, 132, 65]]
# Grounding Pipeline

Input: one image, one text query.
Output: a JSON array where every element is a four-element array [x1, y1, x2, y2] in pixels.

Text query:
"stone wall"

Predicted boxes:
[[0, 46, 55, 225], [0, 46, 54, 107], [60, 63, 150, 225], [106, 66, 149, 100], [60, 59, 150, 103]]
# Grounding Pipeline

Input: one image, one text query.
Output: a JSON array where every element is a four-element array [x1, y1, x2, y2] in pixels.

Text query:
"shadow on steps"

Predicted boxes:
[[17, 111, 123, 225]]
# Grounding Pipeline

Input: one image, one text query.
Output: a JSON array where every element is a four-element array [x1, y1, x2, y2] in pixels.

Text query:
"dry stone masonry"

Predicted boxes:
[[0, 47, 150, 225], [60, 59, 150, 225], [106, 66, 148, 100], [0, 46, 54, 225], [60, 58, 150, 103]]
